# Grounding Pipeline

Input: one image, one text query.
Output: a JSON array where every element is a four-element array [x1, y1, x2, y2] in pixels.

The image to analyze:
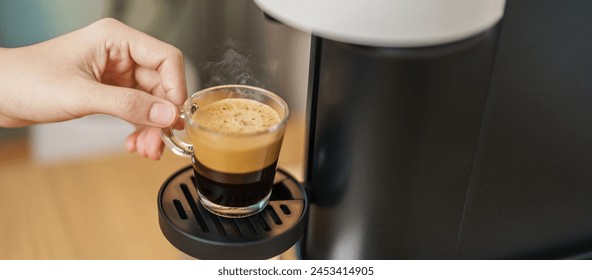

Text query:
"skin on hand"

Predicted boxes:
[[0, 18, 188, 160]]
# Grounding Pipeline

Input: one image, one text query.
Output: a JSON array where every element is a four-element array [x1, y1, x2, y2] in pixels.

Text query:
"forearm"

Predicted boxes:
[[0, 28, 101, 127], [0, 47, 35, 126]]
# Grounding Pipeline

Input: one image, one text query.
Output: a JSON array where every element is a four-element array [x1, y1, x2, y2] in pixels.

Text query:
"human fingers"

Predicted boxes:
[[125, 129, 140, 152], [134, 67, 161, 94], [91, 18, 188, 106], [85, 82, 178, 128], [141, 127, 165, 160], [132, 127, 164, 160]]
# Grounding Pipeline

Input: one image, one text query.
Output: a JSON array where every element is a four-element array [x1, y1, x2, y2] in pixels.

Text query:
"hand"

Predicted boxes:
[[0, 18, 187, 160]]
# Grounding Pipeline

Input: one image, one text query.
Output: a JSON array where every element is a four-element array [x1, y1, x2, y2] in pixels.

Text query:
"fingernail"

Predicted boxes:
[[149, 103, 176, 126]]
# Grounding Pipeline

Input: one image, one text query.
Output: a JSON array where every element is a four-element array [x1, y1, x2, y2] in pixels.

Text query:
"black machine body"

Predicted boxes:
[[158, 0, 592, 259]]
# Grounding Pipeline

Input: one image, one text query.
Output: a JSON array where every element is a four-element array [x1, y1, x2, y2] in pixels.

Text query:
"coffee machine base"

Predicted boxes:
[[158, 166, 308, 260]]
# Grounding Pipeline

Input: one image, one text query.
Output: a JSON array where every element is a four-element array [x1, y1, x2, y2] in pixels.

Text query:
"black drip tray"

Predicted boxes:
[[158, 165, 308, 259]]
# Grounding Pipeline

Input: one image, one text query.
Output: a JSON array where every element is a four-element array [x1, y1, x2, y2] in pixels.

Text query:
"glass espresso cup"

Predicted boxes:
[[161, 85, 289, 218]]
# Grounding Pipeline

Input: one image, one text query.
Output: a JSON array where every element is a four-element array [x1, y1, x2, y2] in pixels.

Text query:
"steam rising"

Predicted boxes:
[[198, 39, 276, 88]]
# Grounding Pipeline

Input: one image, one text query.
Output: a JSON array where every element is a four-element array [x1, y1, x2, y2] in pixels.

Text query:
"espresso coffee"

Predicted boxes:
[[192, 158, 278, 207], [160, 85, 289, 217], [187, 98, 284, 207]]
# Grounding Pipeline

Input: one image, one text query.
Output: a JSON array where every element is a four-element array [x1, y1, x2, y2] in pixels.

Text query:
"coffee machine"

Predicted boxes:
[[158, 0, 592, 259]]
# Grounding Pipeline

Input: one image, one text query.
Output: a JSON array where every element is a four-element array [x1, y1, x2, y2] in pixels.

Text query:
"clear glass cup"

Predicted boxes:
[[161, 85, 289, 218]]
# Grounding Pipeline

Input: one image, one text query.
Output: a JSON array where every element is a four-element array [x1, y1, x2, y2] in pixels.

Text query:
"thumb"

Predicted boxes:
[[89, 84, 179, 127]]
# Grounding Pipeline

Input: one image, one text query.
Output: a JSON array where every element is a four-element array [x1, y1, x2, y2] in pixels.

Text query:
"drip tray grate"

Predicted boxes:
[[158, 166, 308, 260]]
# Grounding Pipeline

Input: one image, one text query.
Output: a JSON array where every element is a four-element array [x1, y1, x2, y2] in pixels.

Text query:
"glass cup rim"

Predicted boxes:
[[183, 84, 290, 137]]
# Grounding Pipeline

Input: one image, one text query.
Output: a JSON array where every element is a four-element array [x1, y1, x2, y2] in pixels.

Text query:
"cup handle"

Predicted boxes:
[[160, 113, 193, 158]]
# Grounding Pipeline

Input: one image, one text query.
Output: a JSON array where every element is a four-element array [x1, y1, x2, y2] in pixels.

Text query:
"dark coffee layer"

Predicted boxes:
[[192, 158, 278, 207]]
